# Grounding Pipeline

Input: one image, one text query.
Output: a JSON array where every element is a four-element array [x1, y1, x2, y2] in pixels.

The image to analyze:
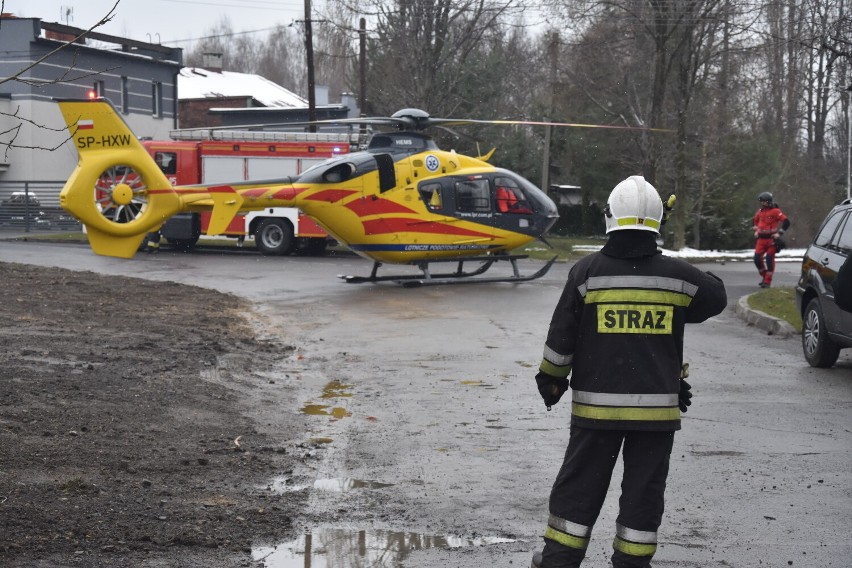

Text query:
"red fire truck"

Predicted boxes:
[[141, 128, 364, 255]]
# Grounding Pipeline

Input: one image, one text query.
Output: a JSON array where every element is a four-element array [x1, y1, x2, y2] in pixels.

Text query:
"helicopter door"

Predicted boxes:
[[454, 179, 492, 215], [374, 153, 396, 193]]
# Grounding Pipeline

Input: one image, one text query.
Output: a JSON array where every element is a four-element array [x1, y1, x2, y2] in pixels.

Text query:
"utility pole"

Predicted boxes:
[[540, 32, 558, 195], [359, 18, 366, 122], [304, 0, 317, 131]]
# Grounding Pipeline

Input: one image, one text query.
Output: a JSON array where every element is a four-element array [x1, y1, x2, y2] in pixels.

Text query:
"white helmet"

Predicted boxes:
[[604, 175, 664, 234]]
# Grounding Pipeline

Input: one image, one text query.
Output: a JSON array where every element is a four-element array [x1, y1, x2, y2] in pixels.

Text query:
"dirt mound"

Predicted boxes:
[[0, 262, 308, 567]]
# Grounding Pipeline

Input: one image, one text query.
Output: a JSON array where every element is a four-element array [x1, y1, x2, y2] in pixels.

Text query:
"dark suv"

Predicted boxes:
[[796, 198, 852, 367]]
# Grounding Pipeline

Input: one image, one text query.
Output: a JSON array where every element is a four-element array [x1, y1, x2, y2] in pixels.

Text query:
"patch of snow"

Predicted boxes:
[[572, 244, 807, 262], [178, 67, 306, 108]]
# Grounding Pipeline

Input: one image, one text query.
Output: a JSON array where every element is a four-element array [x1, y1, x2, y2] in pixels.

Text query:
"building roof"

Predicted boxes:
[[178, 67, 307, 108]]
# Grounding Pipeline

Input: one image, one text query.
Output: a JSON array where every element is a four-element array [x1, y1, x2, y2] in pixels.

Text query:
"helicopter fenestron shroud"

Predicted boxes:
[[55, 100, 667, 286]]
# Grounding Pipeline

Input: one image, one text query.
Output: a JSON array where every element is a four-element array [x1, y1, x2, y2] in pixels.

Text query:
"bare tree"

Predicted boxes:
[[0, 0, 120, 158], [353, 0, 528, 116]]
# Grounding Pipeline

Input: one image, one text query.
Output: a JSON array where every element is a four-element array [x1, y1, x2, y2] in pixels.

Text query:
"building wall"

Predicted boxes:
[[0, 17, 182, 183], [179, 98, 252, 129]]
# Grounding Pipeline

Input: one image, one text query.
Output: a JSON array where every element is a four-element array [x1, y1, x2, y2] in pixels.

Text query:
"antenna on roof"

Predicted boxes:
[[60, 6, 74, 25]]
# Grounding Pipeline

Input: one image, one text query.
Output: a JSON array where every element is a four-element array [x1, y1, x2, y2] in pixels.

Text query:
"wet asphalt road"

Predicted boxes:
[[1, 239, 850, 567]]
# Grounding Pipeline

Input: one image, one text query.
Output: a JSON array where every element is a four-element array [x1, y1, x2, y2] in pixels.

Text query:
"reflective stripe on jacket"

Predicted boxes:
[[539, 248, 727, 431]]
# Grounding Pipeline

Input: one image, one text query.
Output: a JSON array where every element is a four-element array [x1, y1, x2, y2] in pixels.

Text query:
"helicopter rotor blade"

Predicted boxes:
[[177, 110, 674, 135], [425, 117, 674, 133]]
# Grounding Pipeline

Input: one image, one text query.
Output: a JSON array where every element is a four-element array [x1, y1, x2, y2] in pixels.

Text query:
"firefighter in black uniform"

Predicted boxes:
[[530, 176, 728, 568]]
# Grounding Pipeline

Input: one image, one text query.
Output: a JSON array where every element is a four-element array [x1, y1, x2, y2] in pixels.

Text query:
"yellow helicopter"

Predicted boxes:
[[56, 98, 661, 286]]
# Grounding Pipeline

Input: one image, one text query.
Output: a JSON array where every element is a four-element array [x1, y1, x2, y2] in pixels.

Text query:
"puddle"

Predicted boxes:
[[269, 477, 393, 494], [253, 528, 514, 567], [300, 404, 351, 419], [300, 380, 353, 419], [268, 477, 309, 493], [312, 478, 393, 492], [319, 380, 352, 399]]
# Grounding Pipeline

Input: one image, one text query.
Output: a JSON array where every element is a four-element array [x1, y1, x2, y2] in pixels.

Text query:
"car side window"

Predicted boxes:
[[836, 213, 852, 252], [814, 211, 844, 248]]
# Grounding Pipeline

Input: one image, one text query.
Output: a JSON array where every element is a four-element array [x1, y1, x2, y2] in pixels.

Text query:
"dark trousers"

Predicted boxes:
[[541, 427, 675, 568]]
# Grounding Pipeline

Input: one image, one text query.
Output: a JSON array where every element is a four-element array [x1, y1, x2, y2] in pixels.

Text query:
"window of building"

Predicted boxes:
[[93, 80, 105, 98], [121, 76, 129, 113], [152, 81, 162, 117]]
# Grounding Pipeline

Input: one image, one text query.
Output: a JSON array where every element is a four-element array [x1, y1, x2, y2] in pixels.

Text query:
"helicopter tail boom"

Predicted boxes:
[[57, 99, 245, 257]]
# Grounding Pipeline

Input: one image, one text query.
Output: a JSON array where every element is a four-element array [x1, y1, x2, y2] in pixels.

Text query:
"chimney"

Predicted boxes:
[[341, 92, 359, 118], [201, 52, 223, 72]]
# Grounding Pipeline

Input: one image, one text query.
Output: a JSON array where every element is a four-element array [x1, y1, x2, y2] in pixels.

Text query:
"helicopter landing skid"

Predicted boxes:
[[339, 254, 558, 287]]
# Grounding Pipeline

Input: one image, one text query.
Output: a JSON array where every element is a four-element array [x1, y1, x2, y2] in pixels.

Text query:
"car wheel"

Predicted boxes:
[[255, 218, 294, 256], [802, 298, 841, 368]]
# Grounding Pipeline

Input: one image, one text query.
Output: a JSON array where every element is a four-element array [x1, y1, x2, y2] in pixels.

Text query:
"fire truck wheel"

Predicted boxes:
[[256, 218, 295, 256]]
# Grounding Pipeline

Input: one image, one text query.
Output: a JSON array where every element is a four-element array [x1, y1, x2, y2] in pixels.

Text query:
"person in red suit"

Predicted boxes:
[[752, 192, 790, 288]]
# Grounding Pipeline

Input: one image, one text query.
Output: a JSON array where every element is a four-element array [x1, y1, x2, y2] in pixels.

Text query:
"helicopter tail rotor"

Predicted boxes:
[[57, 99, 184, 257]]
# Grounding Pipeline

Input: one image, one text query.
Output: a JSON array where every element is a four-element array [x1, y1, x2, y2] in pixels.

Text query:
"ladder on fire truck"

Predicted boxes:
[[168, 127, 371, 149]]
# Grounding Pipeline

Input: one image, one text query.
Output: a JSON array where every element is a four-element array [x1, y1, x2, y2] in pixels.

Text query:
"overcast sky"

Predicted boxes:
[[13, 0, 311, 48]]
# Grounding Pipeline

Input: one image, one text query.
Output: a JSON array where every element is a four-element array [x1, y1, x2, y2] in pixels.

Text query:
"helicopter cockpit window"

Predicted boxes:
[[455, 179, 491, 213], [298, 153, 378, 184], [321, 162, 356, 183], [419, 182, 443, 211], [494, 176, 532, 214], [154, 152, 177, 175]]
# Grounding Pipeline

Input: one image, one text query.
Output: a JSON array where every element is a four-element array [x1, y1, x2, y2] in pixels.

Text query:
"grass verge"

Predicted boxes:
[[748, 287, 802, 332]]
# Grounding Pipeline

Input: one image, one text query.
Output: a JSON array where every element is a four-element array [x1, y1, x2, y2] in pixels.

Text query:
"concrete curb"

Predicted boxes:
[[735, 294, 797, 338]]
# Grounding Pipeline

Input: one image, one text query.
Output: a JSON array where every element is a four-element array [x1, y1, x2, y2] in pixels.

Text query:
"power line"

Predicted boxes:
[[167, 25, 290, 45], [155, 0, 304, 10]]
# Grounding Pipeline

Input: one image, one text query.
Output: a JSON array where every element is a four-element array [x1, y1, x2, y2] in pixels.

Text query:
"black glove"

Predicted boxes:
[[536, 374, 570, 410], [679, 378, 692, 413]]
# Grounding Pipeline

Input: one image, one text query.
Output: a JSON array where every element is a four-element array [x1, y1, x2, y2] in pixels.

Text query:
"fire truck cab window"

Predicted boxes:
[[455, 179, 491, 213], [154, 152, 177, 174], [419, 182, 443, 211]]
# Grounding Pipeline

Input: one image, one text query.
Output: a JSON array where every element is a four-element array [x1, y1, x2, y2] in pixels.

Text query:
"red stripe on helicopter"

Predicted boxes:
[[170, 186, 235, 196], [241, 188, 275, 199], [345, 197, 416, 217], [362, 218, 493, 237], [304, 189, 358, 203], [269, 186, 310, 200]]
